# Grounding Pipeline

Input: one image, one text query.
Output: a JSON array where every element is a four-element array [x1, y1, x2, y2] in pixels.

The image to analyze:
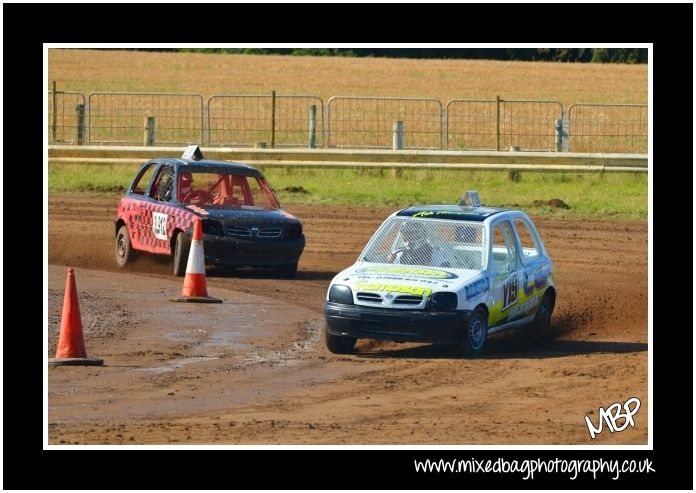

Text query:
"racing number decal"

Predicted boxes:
[[152, 212, 168, 240], [501, 273, 519, 311]]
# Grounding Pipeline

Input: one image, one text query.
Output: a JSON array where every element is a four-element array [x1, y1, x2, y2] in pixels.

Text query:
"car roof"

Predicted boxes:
[[396, 204, 510, 222], [153, 158, 262, 177]]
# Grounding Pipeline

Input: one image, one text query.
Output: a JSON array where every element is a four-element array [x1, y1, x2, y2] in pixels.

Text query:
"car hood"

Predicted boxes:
[[332, 263, 483, 298], [189, 206, 300, 225]]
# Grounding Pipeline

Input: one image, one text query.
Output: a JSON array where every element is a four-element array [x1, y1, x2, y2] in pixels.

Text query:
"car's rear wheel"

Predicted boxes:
[[460, 307, 488, 357], [173, 231, 191, 277], [115, 225, 133, 268], [325, 327, 356, 354], [530, 290, 555, 340]]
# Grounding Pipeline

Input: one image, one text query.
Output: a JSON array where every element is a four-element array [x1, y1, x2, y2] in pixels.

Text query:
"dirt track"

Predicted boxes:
[[47, 193, 648, 444]]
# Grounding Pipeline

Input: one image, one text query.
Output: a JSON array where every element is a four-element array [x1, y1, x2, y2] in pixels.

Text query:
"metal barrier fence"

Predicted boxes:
[[446, 99, 563, 151], [446, 99, 496, 150], [48, 88, 648, 153], [87, 92, 204, 145], [567, 103, 648, 153], [207, 94, 324, 147], [500, 100, 564, 151], [327, 96, 443, 149], [48, 89, 86, 144]]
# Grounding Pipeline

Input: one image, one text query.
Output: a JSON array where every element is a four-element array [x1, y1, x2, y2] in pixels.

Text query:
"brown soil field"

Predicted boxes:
[[48, 193, 648, 445], [48, 49, 647, 107]]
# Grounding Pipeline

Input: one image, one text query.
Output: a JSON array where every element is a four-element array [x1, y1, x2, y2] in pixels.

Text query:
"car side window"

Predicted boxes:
[[514, 218, 541, 262], [150, 165, 174, 202], [491, 221, 518, 272], [131, 163, 158, 195]]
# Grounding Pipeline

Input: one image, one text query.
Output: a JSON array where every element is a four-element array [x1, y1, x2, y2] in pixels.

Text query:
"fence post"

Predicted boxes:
[[495, 95, 501, 151], [144, 116, 155, 146], [270, 90, 276, 148], [51, 81, 57, 142], [554, 119, 563, 152], [556, 118, 570, 152], [308, 104, 317, 148], [75, 104, 85, 145], [393, 121, 404, 150]]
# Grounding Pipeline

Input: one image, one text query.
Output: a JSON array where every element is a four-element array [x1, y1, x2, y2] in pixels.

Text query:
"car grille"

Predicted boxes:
[[225, 226, 283, 238], [257, 228, 282, 238], [356, 292, 382, 303], [392, 295, 423, 305], [356, 293, 424, 305], [226, 226, 251, 237]]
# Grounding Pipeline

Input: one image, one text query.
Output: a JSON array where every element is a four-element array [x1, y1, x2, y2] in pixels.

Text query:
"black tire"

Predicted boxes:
[[325, 326, 356, 354], [115, 225, 132, 268], [530, 291, 555, 339], [460, 307, 488, 357], [173, 231, 191, 277]]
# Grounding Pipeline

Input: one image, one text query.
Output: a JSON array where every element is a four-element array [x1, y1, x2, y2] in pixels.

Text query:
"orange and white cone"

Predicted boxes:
[[48, 268, 104, 366], [171, 219, 221, 303]]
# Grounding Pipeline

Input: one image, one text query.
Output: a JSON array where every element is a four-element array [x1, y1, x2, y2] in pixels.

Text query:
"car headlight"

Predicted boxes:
[[285, 224, 303, 239], [428, 292, 458, 311], [329, 284, 354, 304], [201, 219, 223, 236]]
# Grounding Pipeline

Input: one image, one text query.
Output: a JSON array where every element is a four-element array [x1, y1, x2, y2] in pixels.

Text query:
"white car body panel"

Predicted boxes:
[[323, 199, 556, 356], [326, 208, 555, 331]]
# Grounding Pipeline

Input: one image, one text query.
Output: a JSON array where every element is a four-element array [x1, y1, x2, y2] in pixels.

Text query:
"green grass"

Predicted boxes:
[[48, 164, 647, 220], [48, 164, 139, 192], [263, 168, 647, 219]]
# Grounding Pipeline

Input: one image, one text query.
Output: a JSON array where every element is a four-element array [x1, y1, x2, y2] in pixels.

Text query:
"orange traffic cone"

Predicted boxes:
[[48, 269, 103, 366], [171, 219, 221, 303]]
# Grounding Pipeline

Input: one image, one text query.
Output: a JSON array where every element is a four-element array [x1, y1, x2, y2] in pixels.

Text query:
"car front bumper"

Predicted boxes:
[[202, 236, 305, 268], [324, 301, 473, 343]]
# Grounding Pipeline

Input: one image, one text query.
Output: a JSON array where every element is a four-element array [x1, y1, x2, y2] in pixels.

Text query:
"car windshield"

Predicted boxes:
[[178, 170, 280, 210], [359, 217, 487, 270]]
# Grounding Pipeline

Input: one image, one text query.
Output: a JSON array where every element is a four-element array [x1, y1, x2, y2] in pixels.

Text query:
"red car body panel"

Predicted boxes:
[[117, 197, 198, 254]]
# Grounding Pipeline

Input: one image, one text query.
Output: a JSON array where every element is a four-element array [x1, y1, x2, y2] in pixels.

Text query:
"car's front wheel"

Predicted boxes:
[[115, 225, 133, 268], [325, 327, 356, 354], [460, 307, 488, 357], [173, 231, 191, 277]]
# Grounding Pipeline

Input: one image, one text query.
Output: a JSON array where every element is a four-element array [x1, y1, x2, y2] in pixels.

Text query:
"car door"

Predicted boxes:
[[488, 219, 522, 327], [141, 163, 175, 253], [511, 216, 550, 319], [125, 162, 159, 251]]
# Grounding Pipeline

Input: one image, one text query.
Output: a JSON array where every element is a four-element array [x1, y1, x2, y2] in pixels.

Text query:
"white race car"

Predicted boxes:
[[324, 191, 556, 355]]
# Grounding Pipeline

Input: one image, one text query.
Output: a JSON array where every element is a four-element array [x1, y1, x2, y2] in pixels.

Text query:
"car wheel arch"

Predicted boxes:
[[170, 227, 185, 254], [172, 229, 191, 277], [115, 218, 127, 237], [528, 286, 556, 341], [540, 286, 556, 308], [474, 303, 489, 325]]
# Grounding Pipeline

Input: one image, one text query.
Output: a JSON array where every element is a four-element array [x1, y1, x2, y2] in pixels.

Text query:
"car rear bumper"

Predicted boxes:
[[203, 236, 304, 267], [324, 301, 472, 343]]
